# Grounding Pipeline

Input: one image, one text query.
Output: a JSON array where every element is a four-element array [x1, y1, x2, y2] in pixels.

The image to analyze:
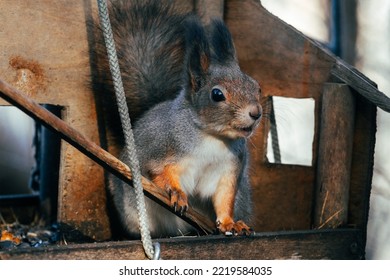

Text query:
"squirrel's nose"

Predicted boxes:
[[249, 105, 262, 121]]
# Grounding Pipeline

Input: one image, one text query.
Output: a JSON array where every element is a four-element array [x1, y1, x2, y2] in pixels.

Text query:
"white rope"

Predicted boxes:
[[96, 0, 157, 260]]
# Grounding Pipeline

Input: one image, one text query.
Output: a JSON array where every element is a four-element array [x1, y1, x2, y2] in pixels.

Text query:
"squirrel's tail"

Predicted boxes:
[[92, 0, 188, 122]]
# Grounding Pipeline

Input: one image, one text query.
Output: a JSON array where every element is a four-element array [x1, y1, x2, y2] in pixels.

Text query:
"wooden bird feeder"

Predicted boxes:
[[1, 0, 389, 260]]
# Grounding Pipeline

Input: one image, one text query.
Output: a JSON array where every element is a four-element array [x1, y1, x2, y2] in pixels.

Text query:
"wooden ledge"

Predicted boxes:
[[0, 229, 364, 260]]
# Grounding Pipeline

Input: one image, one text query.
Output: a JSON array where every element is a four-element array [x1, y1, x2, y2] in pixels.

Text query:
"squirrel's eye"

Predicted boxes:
[[211, 88, 226, 102]]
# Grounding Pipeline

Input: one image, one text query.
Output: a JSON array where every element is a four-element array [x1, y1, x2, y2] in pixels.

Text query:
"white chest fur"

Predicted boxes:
[[178, 135, 237, 198]]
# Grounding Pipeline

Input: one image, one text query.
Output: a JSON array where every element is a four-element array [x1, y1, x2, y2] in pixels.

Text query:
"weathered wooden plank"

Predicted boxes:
[[0, 0, 93, 106], [0, 229, 365, 260], [0, 0, 110, 241], [250, 163, 314, 231], [314, 83, 355, 229], [348, 94, 376, 238], [331, 61, 390, 112]]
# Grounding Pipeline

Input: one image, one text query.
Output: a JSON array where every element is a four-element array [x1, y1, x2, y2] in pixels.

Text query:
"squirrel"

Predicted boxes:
[[93, 0, 262, 239]]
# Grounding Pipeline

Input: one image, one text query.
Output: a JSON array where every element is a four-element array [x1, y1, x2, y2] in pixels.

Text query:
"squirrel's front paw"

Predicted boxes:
[[167, 187, 188, 215], [216, 218, 253, 236]]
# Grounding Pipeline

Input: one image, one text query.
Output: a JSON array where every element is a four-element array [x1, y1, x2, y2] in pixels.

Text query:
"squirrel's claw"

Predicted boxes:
[[217, 219, 253, 236], [167, 187, 188, 214], [180, 205, 188, 216]]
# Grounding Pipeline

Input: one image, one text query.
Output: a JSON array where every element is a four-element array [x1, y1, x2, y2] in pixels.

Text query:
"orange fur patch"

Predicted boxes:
[[213, 174, 236, 224], [151, 164, 188, 210]]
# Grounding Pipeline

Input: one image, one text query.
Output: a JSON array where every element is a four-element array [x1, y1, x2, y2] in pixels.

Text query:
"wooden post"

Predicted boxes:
[[314, 83, 355, 229]]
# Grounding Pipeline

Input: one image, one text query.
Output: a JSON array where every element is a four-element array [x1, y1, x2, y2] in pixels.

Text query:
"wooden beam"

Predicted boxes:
[[314, 83, 355, 229], [348, 93, 376, 242], [0, 229, 364, 260], [0, 78, 215, 235], [331, 60, 390, 112]]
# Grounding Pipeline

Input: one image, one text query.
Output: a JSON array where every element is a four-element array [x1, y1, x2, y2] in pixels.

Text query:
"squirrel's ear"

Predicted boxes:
[[185, 16, 210, 92], [208, 19, 237, 64]]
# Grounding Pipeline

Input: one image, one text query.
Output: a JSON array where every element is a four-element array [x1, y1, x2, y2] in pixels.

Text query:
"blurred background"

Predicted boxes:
[[261, 0, 390, 259], [0, 107, 35, 196]]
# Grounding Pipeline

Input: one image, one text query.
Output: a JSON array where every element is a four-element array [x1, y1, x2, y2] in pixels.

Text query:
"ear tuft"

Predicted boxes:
[[184, 16, 211, 91], [208, 19, 237, 64]]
